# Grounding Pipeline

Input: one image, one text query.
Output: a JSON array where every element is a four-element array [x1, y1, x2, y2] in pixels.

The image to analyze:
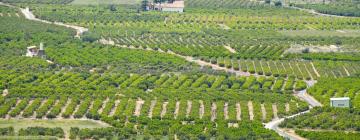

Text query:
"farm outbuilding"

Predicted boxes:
[[330, 97, 350, 108], [152, 0, 184, 13]]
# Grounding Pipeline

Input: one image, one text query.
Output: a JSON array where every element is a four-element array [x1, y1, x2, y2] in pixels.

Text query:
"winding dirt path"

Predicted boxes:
[[0, 2, 88, 38]]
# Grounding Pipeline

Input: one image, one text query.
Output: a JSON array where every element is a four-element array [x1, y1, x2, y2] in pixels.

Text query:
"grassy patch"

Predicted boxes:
[[0, 119, 110, 134]]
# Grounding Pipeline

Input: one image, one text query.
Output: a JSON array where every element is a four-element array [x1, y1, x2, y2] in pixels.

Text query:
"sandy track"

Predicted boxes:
[[343, 66, 350, 76], [6, 98, 21, 119], [211, 102, 217, 121], [199, 100, 204, 119], [174, 101, 180, 119], [224, 102, 229, 120], [58, 98, 71, 118], [248, 101, 254, 121], [44, 99, 59, 119], [303, 63, 314, 80], [310, 62, 320, 77], [32, 99, 47, 119], [236, 103, 241, 120], [272, 104, 278, 120], [148, 100, 156, 118], [109, 100, 120, 116], [224, 45, 236, 53], [98, 98, 109, 114], [186, 101, 192, 118], [285, 103, 290, 113], [134, 98, 144, 117], [70, 101, 81, 119], [261, 103, 266, 121], [160, 102, 169, 118]]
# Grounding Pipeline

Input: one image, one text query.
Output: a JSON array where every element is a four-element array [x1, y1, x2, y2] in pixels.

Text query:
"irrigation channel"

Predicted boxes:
[[0, 2, 325, 139]]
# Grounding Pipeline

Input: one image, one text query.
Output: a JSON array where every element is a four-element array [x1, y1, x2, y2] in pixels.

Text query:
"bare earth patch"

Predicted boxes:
[[199, 100, 204, 119], [174, 101, 180, 119], [224, 45, 236, 53], [272, 104, 278, 120], [224, 102, 229, 120], [148, 100, 156, 118], [261, 103, 266, 121], [134, 98, 144, 117], [186, 101, 192, 118], [248, 101, 254, 121], [160, 101, 169, 119], [236, 103, 241, 121], [211, 102, 217, 121]]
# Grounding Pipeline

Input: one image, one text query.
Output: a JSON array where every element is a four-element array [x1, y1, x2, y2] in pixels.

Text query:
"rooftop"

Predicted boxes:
[[330, 97, 350, 101], [156, 0, 184, 8]]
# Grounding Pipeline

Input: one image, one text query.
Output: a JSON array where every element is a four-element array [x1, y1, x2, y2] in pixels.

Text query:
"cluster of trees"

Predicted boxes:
[[295, 3, 360, 17], [0, 127, 14, 136], [308, 77, 360, 107], [280, 107, 360, 131], [295, 129, 360, 140], [29, 4, 360, 62], [18, 127, 64, 138], [2, 70, 312, 98], [68, 120, 283, 139]]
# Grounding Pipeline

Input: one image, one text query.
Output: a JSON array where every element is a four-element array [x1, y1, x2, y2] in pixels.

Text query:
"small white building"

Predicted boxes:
[[330, 97, 350, 108], [153, 0, 184, 13], [26, 46, 38, 57], [25, 43, 45, 58]]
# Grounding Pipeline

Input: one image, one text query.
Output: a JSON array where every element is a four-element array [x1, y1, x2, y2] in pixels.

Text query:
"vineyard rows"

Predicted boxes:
[[0, 97, 308, 123]]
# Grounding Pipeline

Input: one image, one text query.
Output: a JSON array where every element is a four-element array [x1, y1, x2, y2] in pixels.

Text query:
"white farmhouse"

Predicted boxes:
[[330, 97, 350, 108], [153, 0, 184, 13]]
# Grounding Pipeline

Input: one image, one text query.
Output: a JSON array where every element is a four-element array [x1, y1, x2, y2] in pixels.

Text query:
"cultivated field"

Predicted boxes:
[[0, 0, 359, 139]]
